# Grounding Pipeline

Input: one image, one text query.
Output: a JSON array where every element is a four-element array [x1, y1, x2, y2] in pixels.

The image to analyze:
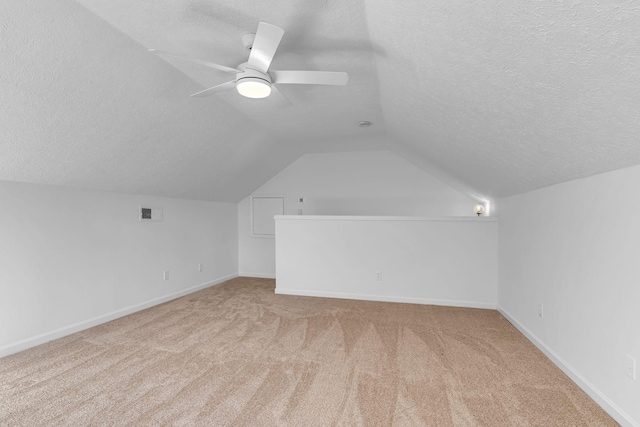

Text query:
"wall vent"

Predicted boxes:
[[140, 206, 163, 222]]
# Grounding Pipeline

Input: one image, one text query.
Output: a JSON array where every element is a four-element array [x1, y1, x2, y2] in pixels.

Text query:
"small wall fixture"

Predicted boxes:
[[473, 204, 485, 216]]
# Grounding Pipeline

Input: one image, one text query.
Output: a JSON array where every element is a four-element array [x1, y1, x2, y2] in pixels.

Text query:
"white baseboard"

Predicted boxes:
[[498, 306, 638, 427], [0, 273, 238, 359], [275, 288, 495, 310], [239, 272, 276, 279]]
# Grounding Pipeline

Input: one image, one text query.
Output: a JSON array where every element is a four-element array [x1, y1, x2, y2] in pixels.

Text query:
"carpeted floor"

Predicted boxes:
[[0, 277, 617, 426]]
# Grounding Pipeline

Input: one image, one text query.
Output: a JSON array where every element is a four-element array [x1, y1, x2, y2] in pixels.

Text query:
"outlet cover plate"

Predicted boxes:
[[626, 355, 636, 380], [538, 302, 544, 318]]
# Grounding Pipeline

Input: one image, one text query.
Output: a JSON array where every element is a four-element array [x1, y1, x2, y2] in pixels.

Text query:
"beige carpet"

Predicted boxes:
[[0, 277, 617, 426]]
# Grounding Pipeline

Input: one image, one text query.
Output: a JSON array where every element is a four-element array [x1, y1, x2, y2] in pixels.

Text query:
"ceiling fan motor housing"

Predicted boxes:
[[236, 65, 271, 84]]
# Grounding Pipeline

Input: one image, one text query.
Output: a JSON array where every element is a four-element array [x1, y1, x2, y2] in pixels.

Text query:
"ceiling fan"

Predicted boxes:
[[150, 22, 348, 100]]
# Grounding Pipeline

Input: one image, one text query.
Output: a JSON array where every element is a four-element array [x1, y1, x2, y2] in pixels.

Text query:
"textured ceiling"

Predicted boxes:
[[2, 0, 640, 202], [365, 0, 640, 197]]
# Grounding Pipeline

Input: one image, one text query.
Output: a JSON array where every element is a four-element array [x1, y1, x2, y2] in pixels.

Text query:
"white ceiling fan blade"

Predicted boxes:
[[149, 49, 240, 74], [270, 85, 293, 107], [270, 70, 348, 86], [191, 81, 236, 97], [247, 22, 284, 73]]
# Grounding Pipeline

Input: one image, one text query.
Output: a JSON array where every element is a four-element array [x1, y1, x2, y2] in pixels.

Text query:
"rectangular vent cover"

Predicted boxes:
[[140, 206, 163, 222]]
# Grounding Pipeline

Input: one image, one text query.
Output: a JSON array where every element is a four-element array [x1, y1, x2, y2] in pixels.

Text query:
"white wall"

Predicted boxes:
[[239, 150, 480, 277], [276, 216, 497, 308], [0, 180, 238, 357], [498, 165, 640, 427]]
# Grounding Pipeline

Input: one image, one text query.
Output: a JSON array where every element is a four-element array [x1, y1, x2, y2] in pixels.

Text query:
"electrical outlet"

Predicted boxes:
[[626, 355, 636, 380], [198, 263, 203, 272], [163, 271, 169, 281], [538, 302, 544, 318], [376, 271, 382, 281]]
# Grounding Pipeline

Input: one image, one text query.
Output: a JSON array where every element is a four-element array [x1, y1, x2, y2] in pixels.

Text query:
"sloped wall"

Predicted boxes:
[[0, 180, 238, 357], [238, 150, 479, 277], [498, 165, 640, 426]]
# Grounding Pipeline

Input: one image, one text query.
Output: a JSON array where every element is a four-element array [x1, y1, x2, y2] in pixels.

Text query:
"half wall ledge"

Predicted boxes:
[[274, 215, 498, 309]]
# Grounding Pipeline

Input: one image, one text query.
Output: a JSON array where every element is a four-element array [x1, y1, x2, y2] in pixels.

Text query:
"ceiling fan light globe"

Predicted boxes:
[[236, 78, 271, 98]]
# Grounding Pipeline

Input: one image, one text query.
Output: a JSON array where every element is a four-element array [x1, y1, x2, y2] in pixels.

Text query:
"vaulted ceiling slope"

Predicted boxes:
[[2, 0, 639, 202]]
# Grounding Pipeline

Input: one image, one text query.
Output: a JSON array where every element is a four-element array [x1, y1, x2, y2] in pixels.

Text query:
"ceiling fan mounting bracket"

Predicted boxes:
[[241, 33, 256, 51]]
